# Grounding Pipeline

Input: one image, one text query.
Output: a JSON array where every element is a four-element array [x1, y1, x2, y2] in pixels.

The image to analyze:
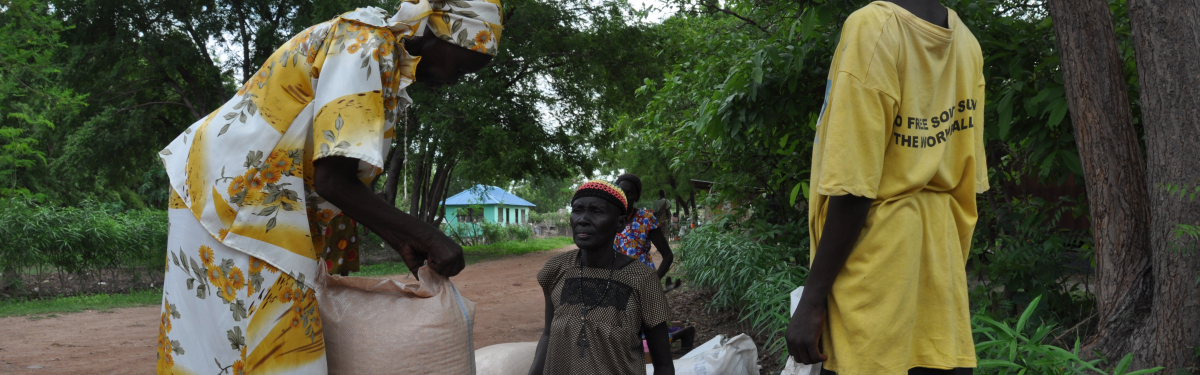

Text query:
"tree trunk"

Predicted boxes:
[[1046, 0, 1154, 362], [1126, 0, 1200, 370], [381, 142, 405, 204], [231, 0, 252, 83]]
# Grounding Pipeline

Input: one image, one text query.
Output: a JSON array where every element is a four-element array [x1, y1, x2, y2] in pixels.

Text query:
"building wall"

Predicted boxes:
[[444, 205, 530, 226]]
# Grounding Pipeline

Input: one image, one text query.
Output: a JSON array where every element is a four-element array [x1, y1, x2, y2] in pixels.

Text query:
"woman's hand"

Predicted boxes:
[[314, 156, 465, 278], [399, 229, 465, 278]]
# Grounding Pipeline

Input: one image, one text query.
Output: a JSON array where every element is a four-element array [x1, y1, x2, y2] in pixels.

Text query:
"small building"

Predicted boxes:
[[442, 185, 536, 231]]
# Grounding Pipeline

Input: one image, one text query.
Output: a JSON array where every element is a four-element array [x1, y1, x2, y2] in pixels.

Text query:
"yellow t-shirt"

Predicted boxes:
[[807, 2, 988, 374]]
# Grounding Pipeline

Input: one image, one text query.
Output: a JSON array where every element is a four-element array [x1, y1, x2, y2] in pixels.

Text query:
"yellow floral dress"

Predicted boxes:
[[156, 7, 417, 374]]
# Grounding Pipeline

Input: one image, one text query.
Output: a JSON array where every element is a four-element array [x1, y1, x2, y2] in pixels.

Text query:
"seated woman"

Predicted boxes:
[[527, 180, 675, 375]]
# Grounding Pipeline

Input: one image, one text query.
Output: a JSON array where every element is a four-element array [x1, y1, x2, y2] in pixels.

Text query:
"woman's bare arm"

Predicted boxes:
[[645, 322, 675, 375], [648, 228, 673, 279], [527, 292, 554, 375], [313, 156, 465, 277]]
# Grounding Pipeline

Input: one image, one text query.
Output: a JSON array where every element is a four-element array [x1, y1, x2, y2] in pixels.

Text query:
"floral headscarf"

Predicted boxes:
[[388, 0, 504, 55]]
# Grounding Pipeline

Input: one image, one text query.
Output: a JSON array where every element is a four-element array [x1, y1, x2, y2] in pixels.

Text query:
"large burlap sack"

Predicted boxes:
[[646, 333, 760, 375], [474, 342, 537, 375], [316, 264, 476, 374]]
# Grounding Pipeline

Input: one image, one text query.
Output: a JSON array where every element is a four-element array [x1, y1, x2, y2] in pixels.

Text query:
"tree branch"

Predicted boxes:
[[700, 1, 771, 33], [116, 101, 188, 113]]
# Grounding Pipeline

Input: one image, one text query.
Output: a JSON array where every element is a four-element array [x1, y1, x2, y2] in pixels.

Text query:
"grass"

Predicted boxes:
[[354, 236, 575, 277], [0, 288, 162, 319]]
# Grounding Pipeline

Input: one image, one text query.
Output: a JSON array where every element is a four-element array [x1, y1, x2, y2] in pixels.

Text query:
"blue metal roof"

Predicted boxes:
[[443, 185, 536, 207]]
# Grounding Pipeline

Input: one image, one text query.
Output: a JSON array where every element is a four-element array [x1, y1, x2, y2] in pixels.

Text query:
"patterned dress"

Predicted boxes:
[[322, 213, 361, 275], [613, 208, 660, 268], [156, 7, 415, 374], [536, 250, 670, 375]]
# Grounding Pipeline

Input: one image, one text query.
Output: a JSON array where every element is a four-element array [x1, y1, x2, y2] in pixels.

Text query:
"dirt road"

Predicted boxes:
[[0, 245, 592, 374]]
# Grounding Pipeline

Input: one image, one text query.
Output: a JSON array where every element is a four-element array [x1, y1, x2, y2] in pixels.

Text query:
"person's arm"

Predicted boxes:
[[313, 156, 465, 277], [648, 228, 673, 279], [645, 322, 674, 375], [784, 194, 873, 364], [527, 292, 554, 375]]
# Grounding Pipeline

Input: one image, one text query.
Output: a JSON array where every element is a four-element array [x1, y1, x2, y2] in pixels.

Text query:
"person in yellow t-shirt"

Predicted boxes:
[[784, 1, 989, 375]]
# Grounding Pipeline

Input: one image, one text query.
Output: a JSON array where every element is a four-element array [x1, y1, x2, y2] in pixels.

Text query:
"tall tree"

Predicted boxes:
[[385, 0, 668, 225], [1045, 0, 1153, 363], [1124, 0, 1200, 370]]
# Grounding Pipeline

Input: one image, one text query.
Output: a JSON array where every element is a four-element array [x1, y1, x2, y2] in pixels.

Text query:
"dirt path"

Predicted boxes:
[[0, 245, 609, 374]]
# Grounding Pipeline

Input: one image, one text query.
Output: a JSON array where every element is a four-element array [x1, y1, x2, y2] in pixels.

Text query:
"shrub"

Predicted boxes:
[[677, 224, 808, 363], [479, 222, 507, 244], [445, 222, 485, 247], [974, 296, 1164, 375], [0, 198, 168, 295], [506, 225, 532, 242], [971, 195, 1094, 323], [530, 211, 568, 228]]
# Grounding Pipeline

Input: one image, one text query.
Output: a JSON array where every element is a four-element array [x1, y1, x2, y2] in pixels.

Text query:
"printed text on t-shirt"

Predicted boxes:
[[891, 99, 978, 149]]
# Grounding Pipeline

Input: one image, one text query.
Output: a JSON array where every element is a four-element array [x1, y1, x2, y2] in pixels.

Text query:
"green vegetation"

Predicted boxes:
[[676, 224, 808, 362], [0, 288, 162, 318], [0, 198, 168, 295], [357, 237, 573, 277], [974, 296, 1163, 375]]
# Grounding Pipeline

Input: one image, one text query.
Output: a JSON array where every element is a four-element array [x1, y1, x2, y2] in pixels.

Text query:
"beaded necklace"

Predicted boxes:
[[575, 249, 615, 358]]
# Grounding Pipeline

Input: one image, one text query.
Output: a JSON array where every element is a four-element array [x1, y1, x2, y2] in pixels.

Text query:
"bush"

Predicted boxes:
[[529, 211, 568, 228], [974, 296, 1163, 375], [479, 222, 507, 244], [677, 224, 808, 363], [506, 225, 532, 242], [971, 195, 1094, 324], [0, 198, 168, 295]]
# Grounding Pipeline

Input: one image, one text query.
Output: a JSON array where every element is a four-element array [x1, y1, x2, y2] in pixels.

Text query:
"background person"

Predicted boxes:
[[527, 180, 674, 375], [613, 173, 674, 279], [154, 1, 504, 373], [651, 189, 672, 239], [785, 0, 988, 374]]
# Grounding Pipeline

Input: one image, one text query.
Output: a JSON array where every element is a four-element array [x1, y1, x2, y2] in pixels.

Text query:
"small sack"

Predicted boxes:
[[474, 342, 537, 375], [316, 264, 476, 375]]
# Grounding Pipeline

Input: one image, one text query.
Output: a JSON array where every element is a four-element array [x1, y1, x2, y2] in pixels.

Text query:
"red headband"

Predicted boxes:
[[573, 180, 628, 215]]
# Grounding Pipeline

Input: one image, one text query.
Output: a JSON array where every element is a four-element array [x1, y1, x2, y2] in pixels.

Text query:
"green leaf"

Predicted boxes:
[[218, 123, 231, 136], [1114, 353, 1133, 374], [977, 359, 1023, 369], [335, 115, 343, 131], [1047, 99, 1068, 128], [266, 217, 277, 232], [789, 182, 803, 206], [257, 205, 279, 216], [1016, 295, 1042, 334], [1123, 368, 1165, 375], [998, 93, 1014, 140], [323, 130, 336, 143]]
